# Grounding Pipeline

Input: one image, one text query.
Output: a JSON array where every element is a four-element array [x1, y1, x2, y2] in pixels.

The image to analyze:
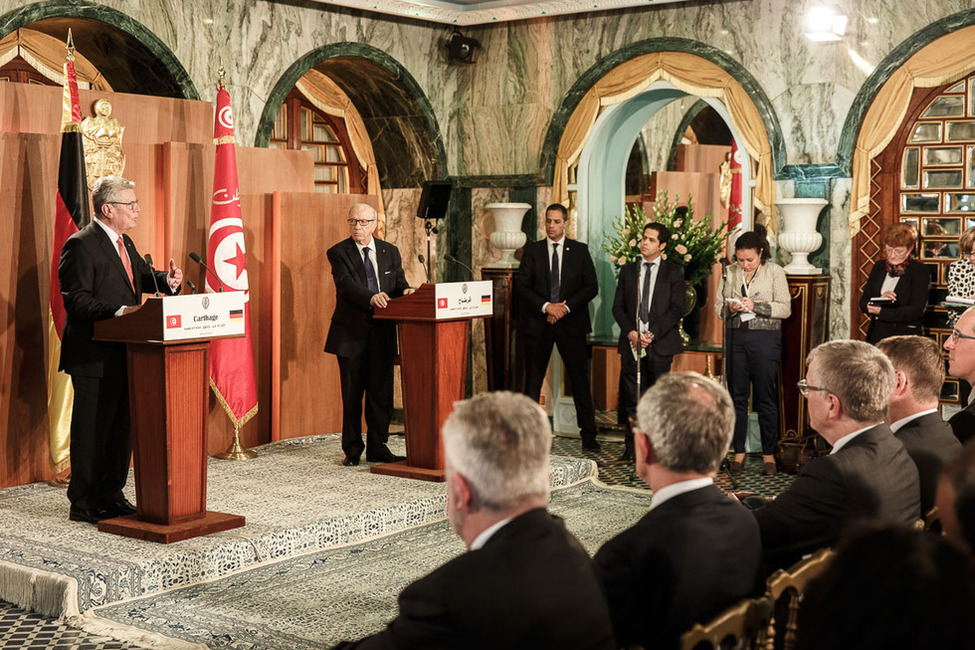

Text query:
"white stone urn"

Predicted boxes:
[[483, 202, 530, 268], [775, 198, 827, 275]]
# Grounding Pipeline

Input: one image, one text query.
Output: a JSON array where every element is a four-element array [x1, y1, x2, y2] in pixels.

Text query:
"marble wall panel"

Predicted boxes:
[[828, 177, 853, 340], [640, 99, 690, 174], [470, 188, 511, 394]]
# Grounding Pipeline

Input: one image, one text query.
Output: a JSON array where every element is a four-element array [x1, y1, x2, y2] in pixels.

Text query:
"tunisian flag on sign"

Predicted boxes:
[[207, 82, 258, 431]]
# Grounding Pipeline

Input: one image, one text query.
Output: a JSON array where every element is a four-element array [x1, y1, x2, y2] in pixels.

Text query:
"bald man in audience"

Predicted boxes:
[[937, 441, 975, 555], [945, 306, 975, 443], [877, 335, 961, 513], [594, 372, 763, 648], [333, 391, 615, 650], [750, 340, 920, 568]]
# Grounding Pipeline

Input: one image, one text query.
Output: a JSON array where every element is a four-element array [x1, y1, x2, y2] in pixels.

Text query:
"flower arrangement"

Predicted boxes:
[[602, 192, 729, 286]]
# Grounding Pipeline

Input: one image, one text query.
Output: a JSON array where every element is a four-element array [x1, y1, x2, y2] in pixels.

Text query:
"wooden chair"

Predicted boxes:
[[764, 548, 834, 650], [680, 594, 773, 650]]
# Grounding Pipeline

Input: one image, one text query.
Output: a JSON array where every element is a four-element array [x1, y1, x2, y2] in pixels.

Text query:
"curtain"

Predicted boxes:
[[0, 29, 111, 91], [296, 70, 385, 224], [553, 51, 775, 235], [850, 25, 975, 237]]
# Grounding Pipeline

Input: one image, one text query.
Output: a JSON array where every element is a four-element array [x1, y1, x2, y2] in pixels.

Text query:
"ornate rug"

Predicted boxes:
[[0, 434, 596, 617], [90, 478, 652, 648]]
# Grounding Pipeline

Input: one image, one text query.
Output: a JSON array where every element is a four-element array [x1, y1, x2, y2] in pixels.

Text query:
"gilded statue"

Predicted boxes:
[[81, 99, 125, 188]]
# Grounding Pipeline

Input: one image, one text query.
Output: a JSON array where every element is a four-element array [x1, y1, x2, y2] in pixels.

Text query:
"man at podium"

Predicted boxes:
[[325, 203, 413, 467], [59, 176, 183, 524]]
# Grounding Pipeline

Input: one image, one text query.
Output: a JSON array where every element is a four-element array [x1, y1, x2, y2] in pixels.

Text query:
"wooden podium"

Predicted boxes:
[[372, 282, 492, 482], [92, 294, 248, 543]]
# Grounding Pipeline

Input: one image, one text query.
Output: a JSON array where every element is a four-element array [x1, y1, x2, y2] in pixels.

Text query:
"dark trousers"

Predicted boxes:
[[337, 327, 394, 459], [524, 324, 597, 440], [726, 328, 782, 455], [67, 373, 132, 510], [618, 345, 674, 450]]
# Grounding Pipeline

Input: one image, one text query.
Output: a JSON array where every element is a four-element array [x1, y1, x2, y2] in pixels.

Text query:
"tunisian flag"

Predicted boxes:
[[207, 82, 258, 432], [47, 45, 91, 470], [728, 140, 743, 233]]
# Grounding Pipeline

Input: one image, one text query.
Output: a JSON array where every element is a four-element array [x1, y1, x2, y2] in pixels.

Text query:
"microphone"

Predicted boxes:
[[443, 254, 474, 279], [418, 254, 430, 283], [186, 280, 197, 294], [144, 254, 162, 297], [188, 251, 224, 292]]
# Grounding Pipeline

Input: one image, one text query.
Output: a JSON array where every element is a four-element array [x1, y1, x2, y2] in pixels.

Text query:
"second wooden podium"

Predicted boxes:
[[372, 282, 492, 482], [92, 293, 248, 543]]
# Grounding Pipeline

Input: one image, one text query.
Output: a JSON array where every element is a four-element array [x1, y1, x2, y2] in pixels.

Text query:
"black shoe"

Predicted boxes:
[[107, 498, 137, 516], [581, 438, 601, 452], [342, 455, 361, 467], [69, 506, 115, 524], [366, 450, 406, 463], [617, 449, 635, 463]]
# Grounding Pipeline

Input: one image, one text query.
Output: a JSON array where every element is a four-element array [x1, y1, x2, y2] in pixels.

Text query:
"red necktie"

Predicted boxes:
[[117, 236, 134, 290]]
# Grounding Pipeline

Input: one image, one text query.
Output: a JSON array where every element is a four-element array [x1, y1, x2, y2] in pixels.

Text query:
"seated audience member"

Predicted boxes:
[[944, 306, 975, 443], [594, 372, 764, 649], [751, 340, 920, 568], [877, 335, 961, 512], [797, 524, 975, 650], [333, 391, 615, 650], [937, 440, 975, 555]]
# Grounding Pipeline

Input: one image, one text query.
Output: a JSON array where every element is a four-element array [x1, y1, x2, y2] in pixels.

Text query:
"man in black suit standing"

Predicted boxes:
[[59, 176, 182, 524], [516, 204, 600, 451], [945, 306, 975, 443], [594, 372, 764, 649], [750, 340, 920, 568], [877, 335, 961, 513], [612, 222, 685, 461], [333, 391, 616, 649], [325, 203, 413, 466]]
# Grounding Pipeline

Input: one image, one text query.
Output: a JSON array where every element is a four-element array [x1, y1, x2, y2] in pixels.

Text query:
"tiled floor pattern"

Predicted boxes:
[[0, 425, 796, 649]]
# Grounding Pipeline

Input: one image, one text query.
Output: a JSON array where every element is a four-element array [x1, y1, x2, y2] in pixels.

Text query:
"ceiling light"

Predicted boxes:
[[805, 4, 847, 42]]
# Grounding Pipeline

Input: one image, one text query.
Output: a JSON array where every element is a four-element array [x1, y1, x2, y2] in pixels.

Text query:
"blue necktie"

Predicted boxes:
[[550, 243, 560, 302], [363, 247, 379, 293]]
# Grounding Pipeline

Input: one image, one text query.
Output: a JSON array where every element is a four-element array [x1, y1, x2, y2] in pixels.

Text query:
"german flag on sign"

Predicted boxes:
[[229, 309, 244, 322]]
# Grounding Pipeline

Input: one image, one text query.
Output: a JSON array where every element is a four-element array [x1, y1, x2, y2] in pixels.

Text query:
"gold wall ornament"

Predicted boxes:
[[81, 98, 125, 188]]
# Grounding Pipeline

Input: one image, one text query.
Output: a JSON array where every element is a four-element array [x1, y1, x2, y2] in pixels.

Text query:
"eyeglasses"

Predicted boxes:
[[107, 200, 139, 210], [949, 329, 975, 343], [347, 219, 376, 227], [796, 379, 832, 397]]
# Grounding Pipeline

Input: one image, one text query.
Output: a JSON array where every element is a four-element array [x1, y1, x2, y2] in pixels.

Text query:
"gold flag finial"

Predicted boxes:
[[65, 28, 75, 60], [217, 65, 226, 89]]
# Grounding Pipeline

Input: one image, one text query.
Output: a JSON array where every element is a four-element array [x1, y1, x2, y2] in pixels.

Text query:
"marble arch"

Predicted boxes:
[[0, 1, 198, 99], [255, 43, 446, 189]]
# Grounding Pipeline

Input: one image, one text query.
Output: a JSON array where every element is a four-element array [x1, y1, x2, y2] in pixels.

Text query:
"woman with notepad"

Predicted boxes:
[[859, 222, 930, 344]]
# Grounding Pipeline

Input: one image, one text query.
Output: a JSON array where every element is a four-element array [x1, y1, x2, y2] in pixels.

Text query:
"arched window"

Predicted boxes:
[[269, 89, 365, 194]]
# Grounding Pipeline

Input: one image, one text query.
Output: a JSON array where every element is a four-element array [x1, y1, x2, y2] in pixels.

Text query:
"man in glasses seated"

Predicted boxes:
[[749, 340, 920, 568], [325, 203, 413, 467], [945, 307, 975, 444]]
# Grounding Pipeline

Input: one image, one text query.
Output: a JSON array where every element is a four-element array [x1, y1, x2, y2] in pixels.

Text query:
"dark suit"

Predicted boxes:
[[753, 424, 920, 568], [335, 509, 616, 650], [612, 258, 685, 431], [858, 260, 930, 344], [324, 237, 409, 459], [516, 238, 599, 440], [949, 401, 975, 445], [58, 220, 175, 511], [594, 485, 764, 649], [894, 412, 961, 513]]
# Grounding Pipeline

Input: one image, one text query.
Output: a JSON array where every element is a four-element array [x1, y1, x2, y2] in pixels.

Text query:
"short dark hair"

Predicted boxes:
[[735, 224, 771, 261], [644, 222, 671, 245], [545, 204, 568, 219]]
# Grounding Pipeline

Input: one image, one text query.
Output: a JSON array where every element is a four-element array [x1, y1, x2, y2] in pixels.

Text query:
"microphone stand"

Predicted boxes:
[[718, 258, 739, 490], [424, 219, 437, 283]]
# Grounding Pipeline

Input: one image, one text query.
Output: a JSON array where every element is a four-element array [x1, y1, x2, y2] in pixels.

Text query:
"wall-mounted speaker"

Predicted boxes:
[[447, 30, 480, 64]]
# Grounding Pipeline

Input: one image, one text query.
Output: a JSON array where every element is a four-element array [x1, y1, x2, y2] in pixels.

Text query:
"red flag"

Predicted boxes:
[[48, 39, 91, 470], [728, 140, 743, 232], [207, 82, 258, 431]]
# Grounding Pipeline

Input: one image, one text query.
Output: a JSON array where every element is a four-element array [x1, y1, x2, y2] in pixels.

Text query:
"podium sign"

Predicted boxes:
[[434, 281, 492, 319], [161, 292, 246, 341]]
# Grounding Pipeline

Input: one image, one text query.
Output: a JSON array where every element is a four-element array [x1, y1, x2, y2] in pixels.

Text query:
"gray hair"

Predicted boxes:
[[348, 203, 377, 221], [636, 372, 734, 474], [807, 340, 895, 422], [91, 176, 135, 214], [442, 391, 550, 511]]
